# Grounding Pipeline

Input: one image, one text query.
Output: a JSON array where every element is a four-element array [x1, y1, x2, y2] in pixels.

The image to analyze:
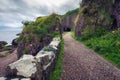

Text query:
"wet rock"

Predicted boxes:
[[12, 39, 18, 47]]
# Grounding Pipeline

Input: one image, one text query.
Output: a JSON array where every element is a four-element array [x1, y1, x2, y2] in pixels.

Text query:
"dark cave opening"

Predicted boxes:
[[64, 27, 71, 32]]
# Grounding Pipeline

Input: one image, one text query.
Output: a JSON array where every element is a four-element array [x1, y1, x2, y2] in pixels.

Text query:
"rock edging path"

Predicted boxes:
[[61, 32, 120, 80]]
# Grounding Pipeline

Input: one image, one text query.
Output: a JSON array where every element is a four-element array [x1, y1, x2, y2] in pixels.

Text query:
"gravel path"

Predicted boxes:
[[0, 49, 18, 77], [61, 32, 120, 80]]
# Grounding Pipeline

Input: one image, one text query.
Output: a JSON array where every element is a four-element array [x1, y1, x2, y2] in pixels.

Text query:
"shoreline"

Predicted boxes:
[[0, 29, 22, 45]]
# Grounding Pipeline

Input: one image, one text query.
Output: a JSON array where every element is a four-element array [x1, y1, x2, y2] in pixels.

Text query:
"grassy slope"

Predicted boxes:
[[50, 39, 64, 80], [18, 13, 59, 43], [72, 29, 120, 67]]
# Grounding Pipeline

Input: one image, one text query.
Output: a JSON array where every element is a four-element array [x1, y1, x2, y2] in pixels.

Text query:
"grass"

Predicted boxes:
[[50, 39, 64, 80], [72, 29, 120, 67]]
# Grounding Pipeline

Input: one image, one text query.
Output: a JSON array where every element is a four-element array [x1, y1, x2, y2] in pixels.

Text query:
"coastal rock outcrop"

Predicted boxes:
[[12, 39, 18, 47], [0, 41, 7, 49], [16, 13, 59, 58]]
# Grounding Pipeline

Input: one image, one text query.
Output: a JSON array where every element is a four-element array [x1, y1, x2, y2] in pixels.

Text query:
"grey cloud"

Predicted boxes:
[[0, 0, 81, 28], [51, 0, 80, 14]]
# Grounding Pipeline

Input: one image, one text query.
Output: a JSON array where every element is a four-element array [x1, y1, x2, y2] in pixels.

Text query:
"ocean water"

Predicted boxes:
[[0, 29, 22, 45]]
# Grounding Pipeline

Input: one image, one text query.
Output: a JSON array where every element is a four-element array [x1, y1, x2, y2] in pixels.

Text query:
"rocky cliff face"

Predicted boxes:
[[62, 8, 79, 31], [75, 0, 120, 37], [113, 0, 120, 28], [62, 13, 77, 31], [0, 41, 7, 51], [16, 13, 59, 58], [17, 33, 52, 58]]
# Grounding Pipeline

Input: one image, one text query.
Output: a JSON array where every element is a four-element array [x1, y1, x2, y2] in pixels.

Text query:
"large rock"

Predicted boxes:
[[6, 38, 60, 80], [0, 41, 7, 49], [7, 52, 55, 79], [12, 39, 18, 47], [8, 55, 36, 78], [0, 77, 6, 80]]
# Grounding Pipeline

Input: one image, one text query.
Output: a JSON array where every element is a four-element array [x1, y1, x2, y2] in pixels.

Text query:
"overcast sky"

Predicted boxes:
[[0, 0, 80, 28]]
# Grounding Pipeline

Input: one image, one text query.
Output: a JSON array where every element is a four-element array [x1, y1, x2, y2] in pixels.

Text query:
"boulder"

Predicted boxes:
[[36, 51, 55, 70], [0, 77, 6, 80], [7, 51, 55, 79], [8, 55, 37, 78], [6, 37, 60, 80], [0, 41, 7, 48], [12, 39, 18, 47]]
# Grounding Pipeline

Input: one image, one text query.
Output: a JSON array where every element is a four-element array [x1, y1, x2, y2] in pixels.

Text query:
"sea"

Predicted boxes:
[[0, 28, 22, 45]]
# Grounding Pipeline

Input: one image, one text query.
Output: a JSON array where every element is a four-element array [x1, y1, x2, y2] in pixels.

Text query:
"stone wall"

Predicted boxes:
[[0, 38, 61, 80]]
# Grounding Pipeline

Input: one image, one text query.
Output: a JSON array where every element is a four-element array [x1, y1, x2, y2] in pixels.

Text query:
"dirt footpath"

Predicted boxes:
[[61, 32, 120, 80], [0, 49, 18, 77]]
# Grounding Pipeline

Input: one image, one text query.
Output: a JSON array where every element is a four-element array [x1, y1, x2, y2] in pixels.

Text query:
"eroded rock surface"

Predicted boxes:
[[1, 38, 60, 80]]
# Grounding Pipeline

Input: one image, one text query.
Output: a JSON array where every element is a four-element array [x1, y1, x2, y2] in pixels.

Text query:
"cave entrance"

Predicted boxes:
[[64, 27, 71, 32], [111, 15, 117, 29]]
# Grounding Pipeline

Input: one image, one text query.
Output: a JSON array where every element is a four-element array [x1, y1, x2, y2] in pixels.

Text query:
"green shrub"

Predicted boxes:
[[74, 29, 120, 67], [81, 26, 106, 41], [23, 49, 29, 54], [64, 8, 79, 16], [18, 13, 60, 43]]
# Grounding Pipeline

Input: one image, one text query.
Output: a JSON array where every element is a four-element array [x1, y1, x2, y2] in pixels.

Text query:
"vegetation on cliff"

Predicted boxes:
[[72, 0, 120, 67], [19, 13, 59, 42], [63, 8, 79, 17], [75, 0, 115, 37], [73, 29, 120, 67], [17, 13, 62, 57]]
